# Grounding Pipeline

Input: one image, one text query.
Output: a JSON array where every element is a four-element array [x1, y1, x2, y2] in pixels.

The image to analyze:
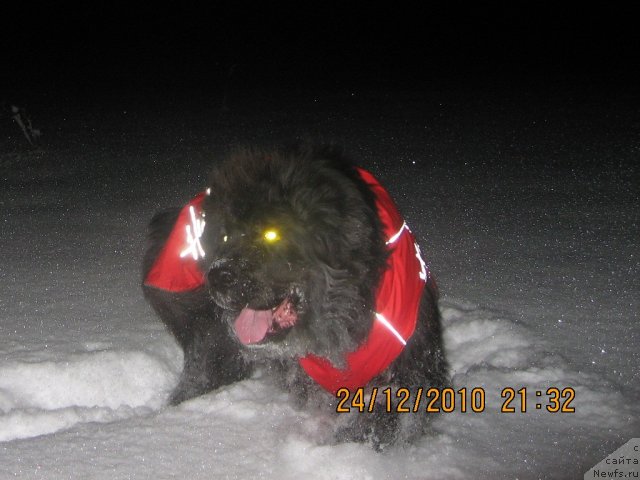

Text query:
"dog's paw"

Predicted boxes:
[[333, 409, 400, 451]]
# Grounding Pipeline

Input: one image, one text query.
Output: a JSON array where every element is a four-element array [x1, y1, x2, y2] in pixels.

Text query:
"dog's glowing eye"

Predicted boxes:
[[223, 235, 228, 243], [263, 229, 280, 243]]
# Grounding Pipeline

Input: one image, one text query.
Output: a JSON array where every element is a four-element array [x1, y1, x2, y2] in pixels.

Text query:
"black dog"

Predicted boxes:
[[142, 145, 447, 447]]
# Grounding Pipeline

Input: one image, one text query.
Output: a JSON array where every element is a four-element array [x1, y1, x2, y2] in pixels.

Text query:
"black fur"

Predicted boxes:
[[142, 145, 448, 448]]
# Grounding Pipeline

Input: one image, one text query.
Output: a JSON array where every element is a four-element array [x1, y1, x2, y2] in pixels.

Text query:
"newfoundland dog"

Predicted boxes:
[[142, 145, 447, 448]]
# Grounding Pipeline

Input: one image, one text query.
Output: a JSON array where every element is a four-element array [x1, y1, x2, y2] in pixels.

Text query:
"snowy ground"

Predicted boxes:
[[1, 82, 638, 479]]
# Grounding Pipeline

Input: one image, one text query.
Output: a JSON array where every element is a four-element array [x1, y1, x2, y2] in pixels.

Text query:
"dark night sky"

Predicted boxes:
[[2, 3, 639, 97]]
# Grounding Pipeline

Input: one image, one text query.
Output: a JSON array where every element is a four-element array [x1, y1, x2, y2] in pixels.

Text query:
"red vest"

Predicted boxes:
[[144, 192, 208, 292], [144, 170, 430, 394]]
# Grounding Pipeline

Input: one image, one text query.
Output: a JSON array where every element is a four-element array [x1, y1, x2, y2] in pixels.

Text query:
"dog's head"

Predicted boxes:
[[200, 148, 386, 363], [203, 206, 310, 352]]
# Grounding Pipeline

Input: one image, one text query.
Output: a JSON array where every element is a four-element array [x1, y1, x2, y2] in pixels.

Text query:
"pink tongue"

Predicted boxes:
[[233, 308, 273, 345]]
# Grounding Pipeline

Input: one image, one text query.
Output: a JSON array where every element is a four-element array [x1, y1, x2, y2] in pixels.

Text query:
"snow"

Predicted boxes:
[[1, 84, 638, 479]]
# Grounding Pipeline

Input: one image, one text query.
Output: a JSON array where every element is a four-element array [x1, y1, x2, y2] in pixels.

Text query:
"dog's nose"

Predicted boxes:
[[208, 260, 235, 290]]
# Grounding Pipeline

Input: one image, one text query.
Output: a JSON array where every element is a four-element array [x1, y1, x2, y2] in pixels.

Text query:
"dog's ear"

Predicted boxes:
[[299, 262, 374, 367]]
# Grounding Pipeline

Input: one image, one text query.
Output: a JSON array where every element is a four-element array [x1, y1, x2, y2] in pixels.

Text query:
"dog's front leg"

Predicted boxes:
[[143, 287, 251, 404]]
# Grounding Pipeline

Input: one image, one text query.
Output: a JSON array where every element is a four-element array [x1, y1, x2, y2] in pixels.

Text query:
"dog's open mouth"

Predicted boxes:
[[233, 297, 298, 345]]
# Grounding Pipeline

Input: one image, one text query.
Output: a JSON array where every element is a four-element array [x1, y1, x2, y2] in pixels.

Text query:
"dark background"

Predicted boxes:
[[1, 3, 638, 181], [3, 3, 639, 97]]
